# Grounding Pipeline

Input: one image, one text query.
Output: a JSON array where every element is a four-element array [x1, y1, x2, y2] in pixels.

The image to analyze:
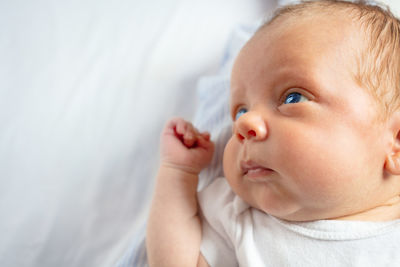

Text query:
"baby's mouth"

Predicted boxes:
[[240, 160, 274, 179]]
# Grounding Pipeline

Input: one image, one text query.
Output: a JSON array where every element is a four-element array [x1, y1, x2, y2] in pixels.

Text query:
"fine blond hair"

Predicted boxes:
[[261, 0, 400, 118]]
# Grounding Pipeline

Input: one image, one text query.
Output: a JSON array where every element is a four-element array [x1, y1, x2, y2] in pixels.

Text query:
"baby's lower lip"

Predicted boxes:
[[244, 167, 274, 181]]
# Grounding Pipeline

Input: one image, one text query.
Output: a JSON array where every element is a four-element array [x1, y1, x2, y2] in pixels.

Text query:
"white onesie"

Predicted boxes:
[[198, 177, 400, 267]]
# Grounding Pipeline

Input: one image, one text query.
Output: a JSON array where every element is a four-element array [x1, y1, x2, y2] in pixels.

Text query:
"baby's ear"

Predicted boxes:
[[385, 111, 400, 175]]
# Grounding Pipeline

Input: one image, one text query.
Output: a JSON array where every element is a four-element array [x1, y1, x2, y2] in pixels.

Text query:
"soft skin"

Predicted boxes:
[[224, 15, 400, 222]]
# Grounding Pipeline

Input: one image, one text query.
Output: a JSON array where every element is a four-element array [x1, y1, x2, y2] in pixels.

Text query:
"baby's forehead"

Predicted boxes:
[[249, 11, 366, 73], [237, 12, 362, 67], [261, 7, 361, 39]]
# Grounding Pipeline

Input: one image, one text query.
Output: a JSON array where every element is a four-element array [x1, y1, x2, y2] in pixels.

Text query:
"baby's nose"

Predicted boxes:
[[235, 112, 267, 141]]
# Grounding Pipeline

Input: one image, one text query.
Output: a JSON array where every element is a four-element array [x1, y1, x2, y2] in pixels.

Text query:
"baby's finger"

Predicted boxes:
[[175, 119, 194, 136], [200, 131, 211, 141], [183, 131, 197, 148], [174, 118, 185, 136], [163, 118, 180, 135], [197, 134, 214, 150], [173, 120, 198, 148]]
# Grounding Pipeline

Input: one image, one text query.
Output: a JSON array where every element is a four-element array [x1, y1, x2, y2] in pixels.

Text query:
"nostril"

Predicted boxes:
[[248, 130, 256, 137], [237, 133, 245, 141]]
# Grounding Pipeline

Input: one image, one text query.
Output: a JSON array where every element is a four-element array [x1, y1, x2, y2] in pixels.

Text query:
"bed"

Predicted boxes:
[[1, 0, 398, 266]]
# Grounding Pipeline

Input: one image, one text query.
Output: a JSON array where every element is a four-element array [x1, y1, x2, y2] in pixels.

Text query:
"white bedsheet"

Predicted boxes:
[[0, 0, 277, 266]]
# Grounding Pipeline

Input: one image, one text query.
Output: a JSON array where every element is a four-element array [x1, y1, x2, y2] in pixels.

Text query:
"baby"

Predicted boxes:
[[147, 0, 400, 266]]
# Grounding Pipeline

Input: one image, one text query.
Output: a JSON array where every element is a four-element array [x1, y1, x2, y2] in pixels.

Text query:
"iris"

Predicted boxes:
[[284, 92, 308, 104]]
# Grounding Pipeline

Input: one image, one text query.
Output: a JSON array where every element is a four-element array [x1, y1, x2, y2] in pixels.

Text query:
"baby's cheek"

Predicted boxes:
[[223, 138, 238, 179], [279, 135, 353, 205]]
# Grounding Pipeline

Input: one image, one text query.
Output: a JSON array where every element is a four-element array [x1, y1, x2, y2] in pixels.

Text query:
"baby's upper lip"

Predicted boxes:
[[240, 160, 272, 174]]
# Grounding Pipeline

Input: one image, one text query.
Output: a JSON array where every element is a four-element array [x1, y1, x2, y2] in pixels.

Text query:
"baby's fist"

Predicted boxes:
[[161, 118, 214, 174]]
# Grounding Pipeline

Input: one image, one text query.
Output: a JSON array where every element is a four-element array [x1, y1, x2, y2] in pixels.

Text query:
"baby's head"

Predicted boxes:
[[223, 0, 400, 222]]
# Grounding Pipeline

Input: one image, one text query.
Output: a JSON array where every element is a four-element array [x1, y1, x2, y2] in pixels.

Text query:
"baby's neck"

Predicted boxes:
[[333, 195, 400, 221]]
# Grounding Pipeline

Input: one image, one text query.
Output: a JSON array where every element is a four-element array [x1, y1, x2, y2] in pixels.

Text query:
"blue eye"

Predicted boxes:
[[235, 108, 248, 120], [284, 92, 309, 104]]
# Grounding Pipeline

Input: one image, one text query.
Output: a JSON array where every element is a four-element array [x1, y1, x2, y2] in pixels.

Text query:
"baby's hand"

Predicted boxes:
[[160, 117, 214, 175]]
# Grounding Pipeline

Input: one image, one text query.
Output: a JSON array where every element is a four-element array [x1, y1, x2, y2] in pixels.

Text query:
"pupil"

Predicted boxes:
[[286, 92, 301, 104]]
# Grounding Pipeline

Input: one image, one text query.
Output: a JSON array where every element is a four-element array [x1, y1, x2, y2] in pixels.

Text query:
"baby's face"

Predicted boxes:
[[223, 15, 393, 221]]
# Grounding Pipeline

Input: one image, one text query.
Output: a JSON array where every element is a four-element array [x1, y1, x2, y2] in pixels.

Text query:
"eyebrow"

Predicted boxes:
[[272, 64, 322, 92]]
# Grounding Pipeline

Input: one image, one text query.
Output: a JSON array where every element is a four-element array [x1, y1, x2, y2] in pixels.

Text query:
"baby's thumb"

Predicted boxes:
[[197, 134, 214, 151]]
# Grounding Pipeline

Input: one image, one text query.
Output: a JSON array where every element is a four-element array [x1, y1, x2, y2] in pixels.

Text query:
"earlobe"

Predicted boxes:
[[384, 111, 400, 175]]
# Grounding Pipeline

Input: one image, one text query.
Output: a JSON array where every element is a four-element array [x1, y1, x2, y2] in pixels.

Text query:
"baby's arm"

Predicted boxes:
[[146, 118, 214, 267]]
